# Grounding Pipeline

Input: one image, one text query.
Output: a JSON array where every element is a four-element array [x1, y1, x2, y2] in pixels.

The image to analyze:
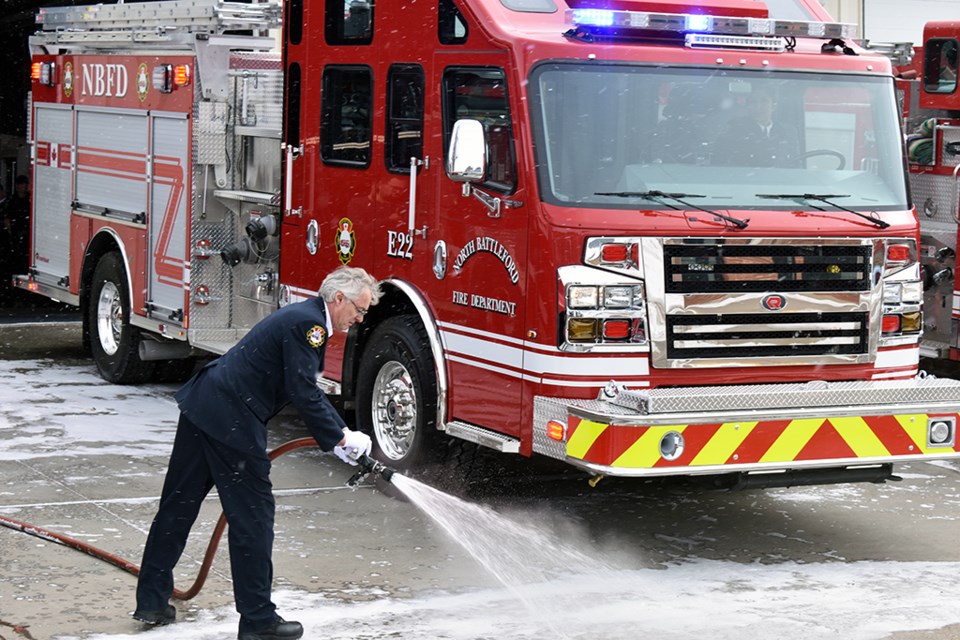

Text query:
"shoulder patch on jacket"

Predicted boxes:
[[306, 325, 327, 349]]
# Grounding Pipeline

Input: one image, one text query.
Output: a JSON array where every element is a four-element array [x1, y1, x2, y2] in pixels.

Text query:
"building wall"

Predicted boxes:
[[822, 0, 863, 30], [829, 0, 960, 45]]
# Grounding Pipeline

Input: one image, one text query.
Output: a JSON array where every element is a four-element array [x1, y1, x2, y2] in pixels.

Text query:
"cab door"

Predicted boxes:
[[430, 60, 528, 437], [280, 9, 309, 298]]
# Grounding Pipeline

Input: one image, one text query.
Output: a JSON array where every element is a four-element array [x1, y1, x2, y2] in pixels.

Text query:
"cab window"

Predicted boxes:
[[325, 0, 374, 45], [924, 38, 958, 94], [442, 67, 516, 193], [386, 65, 425, 173], [439, 0, 468, 44], [321, 66, 372, 167]]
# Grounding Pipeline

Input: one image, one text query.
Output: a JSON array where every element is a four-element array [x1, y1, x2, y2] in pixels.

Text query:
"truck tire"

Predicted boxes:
[[88, 252, 153, 384], [356, 315, 439, 470]]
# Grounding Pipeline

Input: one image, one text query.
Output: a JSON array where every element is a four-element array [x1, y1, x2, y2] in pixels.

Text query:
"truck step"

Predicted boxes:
[[444, 421, 520, 454], [920, 339, 951, 358]]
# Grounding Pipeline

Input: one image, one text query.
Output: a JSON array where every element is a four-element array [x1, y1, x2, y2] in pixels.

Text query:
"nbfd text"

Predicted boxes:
[[81, 63, 128, 98]]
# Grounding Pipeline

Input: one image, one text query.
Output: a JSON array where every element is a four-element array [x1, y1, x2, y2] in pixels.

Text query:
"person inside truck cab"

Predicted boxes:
[[714, 90, 800, 168], [649, 84, 713, 165]]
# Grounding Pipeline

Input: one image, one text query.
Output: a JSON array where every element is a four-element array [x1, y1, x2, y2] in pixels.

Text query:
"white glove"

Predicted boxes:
[[334, 429, 372, 466]]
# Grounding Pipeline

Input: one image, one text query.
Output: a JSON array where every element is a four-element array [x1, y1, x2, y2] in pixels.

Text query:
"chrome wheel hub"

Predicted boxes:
[[371, 361, 417, 460], [96, 281, 123, 356]]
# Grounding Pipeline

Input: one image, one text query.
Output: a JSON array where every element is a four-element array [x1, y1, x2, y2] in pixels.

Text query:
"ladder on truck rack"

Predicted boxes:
[[37, 0, 280, 34], [861, 40, 914, 67]]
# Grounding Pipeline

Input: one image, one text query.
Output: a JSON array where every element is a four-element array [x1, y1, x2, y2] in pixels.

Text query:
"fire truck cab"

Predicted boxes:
[[21, 0, 960, 488]]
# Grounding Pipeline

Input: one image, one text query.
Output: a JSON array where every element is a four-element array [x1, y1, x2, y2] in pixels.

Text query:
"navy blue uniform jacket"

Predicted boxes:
[[174, 297, 347, 457]]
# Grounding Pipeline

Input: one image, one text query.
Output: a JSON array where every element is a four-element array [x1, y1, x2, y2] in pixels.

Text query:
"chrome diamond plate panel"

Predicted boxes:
[[532, 396, 574, 460], [601, 376, 960, 415], [912, 171, 958, 224], [196, 100, 227, 166]]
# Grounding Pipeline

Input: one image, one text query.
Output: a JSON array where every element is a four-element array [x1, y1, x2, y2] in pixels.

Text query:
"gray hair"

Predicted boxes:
[[318, 266, 382, 305]]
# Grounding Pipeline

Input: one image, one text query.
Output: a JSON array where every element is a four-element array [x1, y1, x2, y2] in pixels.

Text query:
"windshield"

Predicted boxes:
[[529, 64, 909, 212]]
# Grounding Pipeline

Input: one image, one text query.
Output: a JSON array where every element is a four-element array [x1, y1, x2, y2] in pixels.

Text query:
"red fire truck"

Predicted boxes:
[[20, 0, 960, 488]]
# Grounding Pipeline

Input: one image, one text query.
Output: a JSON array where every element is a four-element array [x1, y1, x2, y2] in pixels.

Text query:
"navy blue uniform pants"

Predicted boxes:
[[136, 413, 278, 632]]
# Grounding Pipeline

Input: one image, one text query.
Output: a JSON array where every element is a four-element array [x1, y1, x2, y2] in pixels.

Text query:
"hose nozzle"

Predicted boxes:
[[346, 453, 396, 487]]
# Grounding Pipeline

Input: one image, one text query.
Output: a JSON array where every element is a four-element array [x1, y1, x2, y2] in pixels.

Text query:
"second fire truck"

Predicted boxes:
[[20, 0, 960, 488], [887, 25, 960, 367]]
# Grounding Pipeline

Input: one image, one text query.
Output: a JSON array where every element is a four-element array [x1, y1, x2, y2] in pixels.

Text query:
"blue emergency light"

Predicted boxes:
[[685, 14, 711, 33], [566, 8, 857, 42], [574, 8, 615, 27]]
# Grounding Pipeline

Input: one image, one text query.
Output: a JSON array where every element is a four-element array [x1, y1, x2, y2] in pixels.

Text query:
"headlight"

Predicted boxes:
[[568, 285, 599, 309], [883, 282, 901, 304], [900, 281, 923, 304], [604, 286, 633, 308], [562, 281, 647, 349]]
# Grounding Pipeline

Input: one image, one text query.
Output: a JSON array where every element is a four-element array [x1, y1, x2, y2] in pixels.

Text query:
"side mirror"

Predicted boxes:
[[446, 119, 486, 182]]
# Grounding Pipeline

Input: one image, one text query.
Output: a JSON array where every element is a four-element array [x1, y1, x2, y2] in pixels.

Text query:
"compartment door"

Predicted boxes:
[[32, 104, 74, 282], [147, 113, 190, 323]]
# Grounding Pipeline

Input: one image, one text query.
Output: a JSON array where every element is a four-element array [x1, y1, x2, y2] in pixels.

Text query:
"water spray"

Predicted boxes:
[[346, 453, 397, 487]]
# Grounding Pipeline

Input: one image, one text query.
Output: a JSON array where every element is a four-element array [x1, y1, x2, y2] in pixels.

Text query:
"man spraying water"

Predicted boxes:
[[134, 266, 382, 640]]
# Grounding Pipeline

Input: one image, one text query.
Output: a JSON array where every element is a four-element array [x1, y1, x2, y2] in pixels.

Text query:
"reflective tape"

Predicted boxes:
[[566, 412, 960, 468]]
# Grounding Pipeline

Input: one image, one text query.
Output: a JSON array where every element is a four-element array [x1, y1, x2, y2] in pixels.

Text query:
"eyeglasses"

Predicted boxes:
[[346, 297, 369, 317]]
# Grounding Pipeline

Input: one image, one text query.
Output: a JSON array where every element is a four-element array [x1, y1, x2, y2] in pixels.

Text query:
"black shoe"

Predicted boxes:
[[238, 617, 304, 640], [133, 604, 176, 625]]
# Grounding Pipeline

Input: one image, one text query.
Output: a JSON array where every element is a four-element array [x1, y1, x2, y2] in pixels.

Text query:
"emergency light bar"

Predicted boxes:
[[567, 8, 857, 41]]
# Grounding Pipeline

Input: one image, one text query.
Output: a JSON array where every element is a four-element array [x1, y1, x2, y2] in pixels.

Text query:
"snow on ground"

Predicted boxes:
[[58, 559, 960, 640], [0, 359, 179, 461]]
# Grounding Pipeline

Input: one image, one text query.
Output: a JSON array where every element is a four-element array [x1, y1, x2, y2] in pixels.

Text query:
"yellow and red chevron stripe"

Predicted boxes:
[[566, 413, 960, 469]]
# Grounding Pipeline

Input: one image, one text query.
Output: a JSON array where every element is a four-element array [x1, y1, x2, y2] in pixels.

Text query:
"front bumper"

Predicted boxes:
[[532, 376, 960, 478]]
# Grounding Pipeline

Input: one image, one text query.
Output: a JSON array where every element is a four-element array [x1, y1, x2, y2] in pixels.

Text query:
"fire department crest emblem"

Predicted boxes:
[[335, 217, 356, 265], [306, 325, 327, 349], [63, 62, 74, 98], [137, 63, 149, 102]]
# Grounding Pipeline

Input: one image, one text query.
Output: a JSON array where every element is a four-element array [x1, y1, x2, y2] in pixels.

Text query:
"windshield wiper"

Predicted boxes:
[[756, 193, 890, 229], [594, 190, 749, 229]]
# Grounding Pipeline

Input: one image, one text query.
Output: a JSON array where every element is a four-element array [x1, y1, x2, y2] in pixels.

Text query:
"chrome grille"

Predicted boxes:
[[664, 244, 871, 293], [666, 311, 869, 359]]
